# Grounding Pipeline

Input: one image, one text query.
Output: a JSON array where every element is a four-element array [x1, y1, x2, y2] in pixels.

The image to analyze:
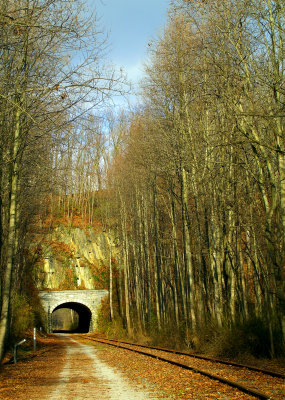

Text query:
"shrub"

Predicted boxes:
[[9, 286, 46, 346], [10, 294, 35, 339], [96, 297, 127, 339], [207, 317, 281, 358]]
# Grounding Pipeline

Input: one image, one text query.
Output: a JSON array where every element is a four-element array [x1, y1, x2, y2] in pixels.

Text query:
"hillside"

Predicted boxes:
[[35, 226, 115, 291]]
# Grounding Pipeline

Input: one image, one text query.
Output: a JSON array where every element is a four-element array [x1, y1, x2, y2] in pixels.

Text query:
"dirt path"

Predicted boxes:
[[48, 335, 158, 400], [0, 335, 162, 400]]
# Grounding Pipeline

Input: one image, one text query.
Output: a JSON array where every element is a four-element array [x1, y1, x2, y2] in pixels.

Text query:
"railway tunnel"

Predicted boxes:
[[52, 302, 92, 333], [39, 290, 108, 333]]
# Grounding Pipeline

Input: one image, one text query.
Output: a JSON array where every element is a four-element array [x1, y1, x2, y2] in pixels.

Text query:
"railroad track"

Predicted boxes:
[[74, 334, 284, 400], [88, 336, 285, 379]]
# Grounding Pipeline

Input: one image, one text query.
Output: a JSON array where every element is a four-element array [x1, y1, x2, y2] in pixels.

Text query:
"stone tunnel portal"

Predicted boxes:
[[52, 302, 92, 333], [39, 290, 108, 333]]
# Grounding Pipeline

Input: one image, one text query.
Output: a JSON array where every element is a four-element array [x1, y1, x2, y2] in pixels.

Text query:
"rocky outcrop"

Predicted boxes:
[[35, 226, 115, 291]]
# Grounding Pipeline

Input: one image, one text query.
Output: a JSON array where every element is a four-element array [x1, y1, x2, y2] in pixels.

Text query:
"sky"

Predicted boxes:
[[93, 0, 170, 107]]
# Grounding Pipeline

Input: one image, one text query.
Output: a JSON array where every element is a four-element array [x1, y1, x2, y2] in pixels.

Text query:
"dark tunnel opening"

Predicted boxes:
[[52, 302, 92, 333]]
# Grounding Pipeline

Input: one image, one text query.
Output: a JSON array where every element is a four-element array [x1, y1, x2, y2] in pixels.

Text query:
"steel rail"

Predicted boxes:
[[97, 336, 284, 379], [76, 335, 274, 400]]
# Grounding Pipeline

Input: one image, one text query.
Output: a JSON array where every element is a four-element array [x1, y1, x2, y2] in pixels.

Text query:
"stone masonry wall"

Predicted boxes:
[[39, 290, 108, 332]]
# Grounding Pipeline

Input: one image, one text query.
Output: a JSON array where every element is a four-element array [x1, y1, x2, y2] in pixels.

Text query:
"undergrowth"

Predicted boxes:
[[97, 301, 284, 359], [202, 318, 283, 359]]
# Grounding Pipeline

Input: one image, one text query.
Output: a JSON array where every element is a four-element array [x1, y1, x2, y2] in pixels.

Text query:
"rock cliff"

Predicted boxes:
[[35, 226, 115, 291]]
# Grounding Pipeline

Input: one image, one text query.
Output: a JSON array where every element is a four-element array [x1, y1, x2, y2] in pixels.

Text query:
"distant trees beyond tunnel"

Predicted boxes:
[[52, 302, 92, 333]]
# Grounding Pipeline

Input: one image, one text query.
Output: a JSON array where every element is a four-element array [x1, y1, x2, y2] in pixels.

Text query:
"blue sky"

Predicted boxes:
[[93, 0, 170, 106]]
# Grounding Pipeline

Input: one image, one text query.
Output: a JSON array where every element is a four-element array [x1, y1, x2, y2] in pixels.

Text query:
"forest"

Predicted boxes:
[[0, 0, 284, 361]]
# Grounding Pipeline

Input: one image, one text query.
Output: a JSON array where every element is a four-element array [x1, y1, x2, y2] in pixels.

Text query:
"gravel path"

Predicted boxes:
[[48, 335, 158, 400], [0, 335, 163, 400]]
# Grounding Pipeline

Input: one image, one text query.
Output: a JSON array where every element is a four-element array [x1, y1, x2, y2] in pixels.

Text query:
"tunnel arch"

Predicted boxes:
[[39, 289, 108, 333], [51, 302, 92, 333]]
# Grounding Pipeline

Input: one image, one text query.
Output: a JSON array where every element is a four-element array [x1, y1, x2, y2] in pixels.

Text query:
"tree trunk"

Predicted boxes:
[[120, 195, 132, 336], [0, 96, 22, 361], [152, 179, 162, 330], [180, 166, 196, 331], [108, 235, 114, 321]]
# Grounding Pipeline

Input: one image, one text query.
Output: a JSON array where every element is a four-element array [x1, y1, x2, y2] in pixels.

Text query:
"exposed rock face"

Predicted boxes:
[[35, 226, 114, 291]]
